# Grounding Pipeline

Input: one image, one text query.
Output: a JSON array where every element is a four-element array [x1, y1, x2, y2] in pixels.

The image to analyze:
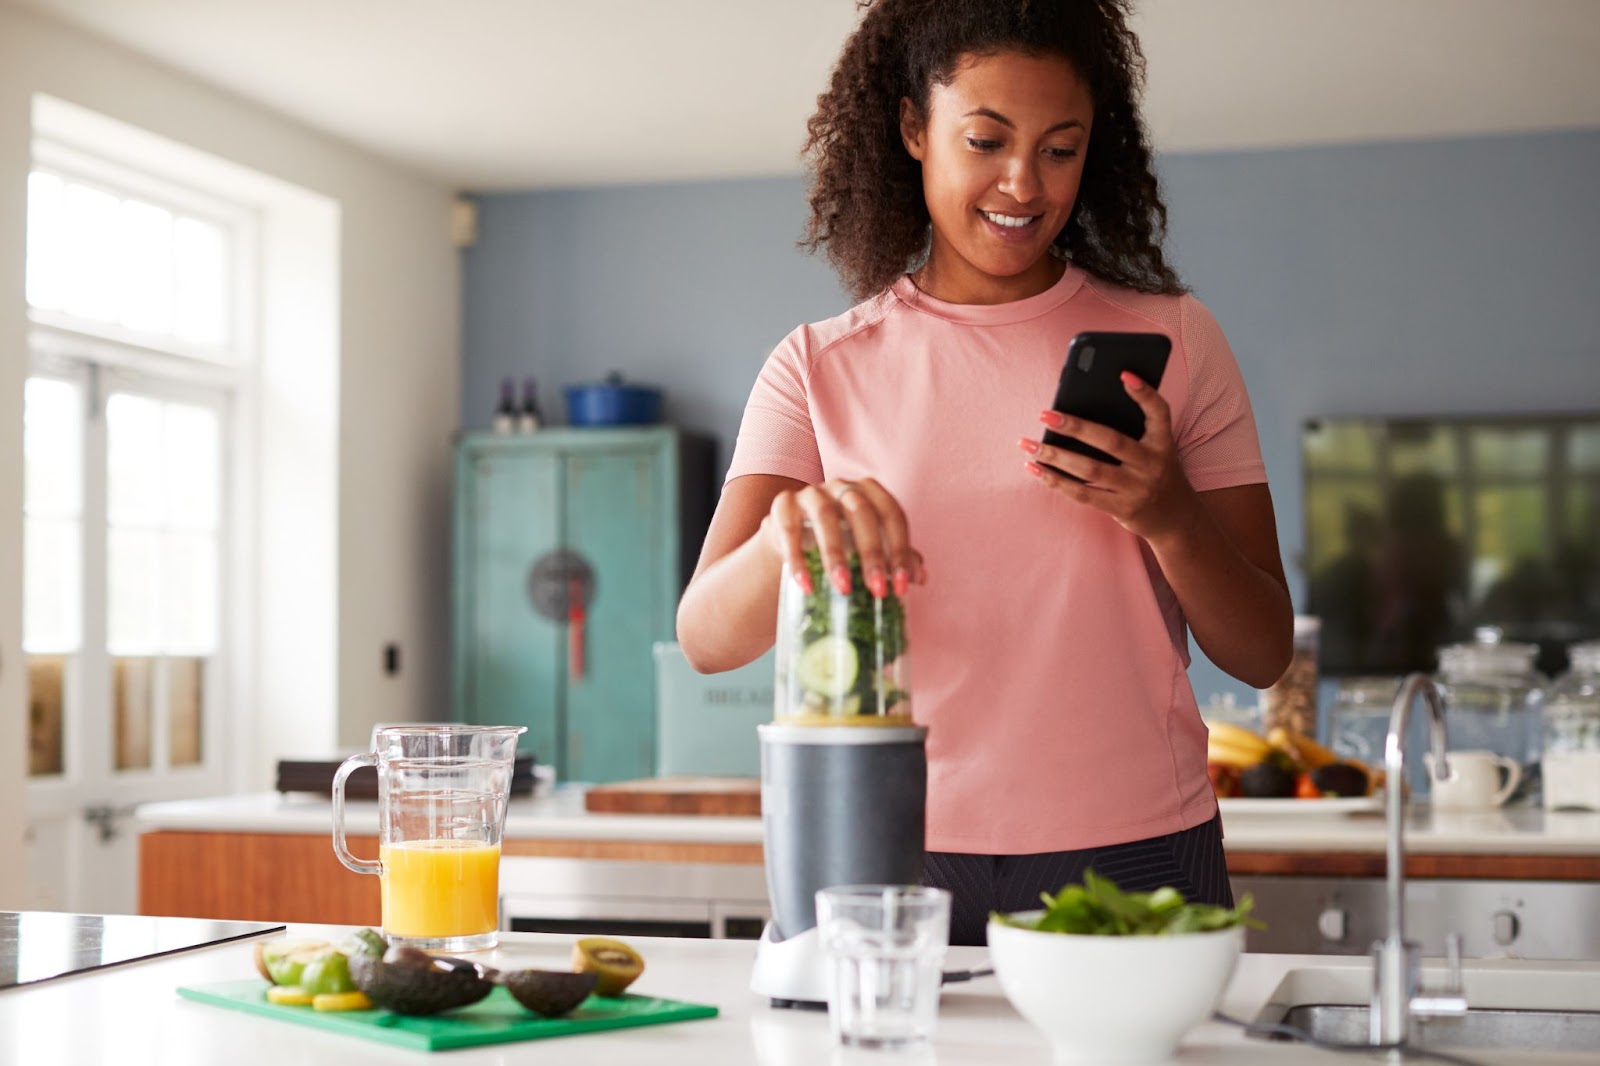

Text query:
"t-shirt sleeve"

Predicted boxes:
[[1173, 295, 1267, 491], [723, 326, 825, 486]]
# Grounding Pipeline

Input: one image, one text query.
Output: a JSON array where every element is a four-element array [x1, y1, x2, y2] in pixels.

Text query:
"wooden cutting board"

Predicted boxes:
[[583, 776, 760, 816]]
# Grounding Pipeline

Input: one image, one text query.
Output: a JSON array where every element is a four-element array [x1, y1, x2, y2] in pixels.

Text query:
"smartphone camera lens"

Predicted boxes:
[[1079, 345, 1096, 371]]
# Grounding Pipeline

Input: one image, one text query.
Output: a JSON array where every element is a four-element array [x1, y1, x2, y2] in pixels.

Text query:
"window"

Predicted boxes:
[[23, 146, 251, 793]]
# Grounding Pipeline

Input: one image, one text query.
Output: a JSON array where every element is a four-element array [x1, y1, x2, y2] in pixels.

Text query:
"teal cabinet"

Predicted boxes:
[[452, 427, 713, 783]]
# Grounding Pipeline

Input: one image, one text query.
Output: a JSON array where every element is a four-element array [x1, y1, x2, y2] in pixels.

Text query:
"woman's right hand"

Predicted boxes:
[[760, 477, 926, 599]]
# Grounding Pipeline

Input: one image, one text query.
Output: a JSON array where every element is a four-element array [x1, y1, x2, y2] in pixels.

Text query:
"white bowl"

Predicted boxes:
[[986, 912, 1243, 1064]]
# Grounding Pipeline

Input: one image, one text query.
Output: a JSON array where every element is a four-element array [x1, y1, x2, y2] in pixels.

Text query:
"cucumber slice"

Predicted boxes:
[[796, 636, 859, 700]]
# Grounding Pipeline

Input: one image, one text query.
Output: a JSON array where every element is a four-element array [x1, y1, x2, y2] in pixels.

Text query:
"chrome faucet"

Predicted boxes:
[[1370, 672, 1469, 1046]]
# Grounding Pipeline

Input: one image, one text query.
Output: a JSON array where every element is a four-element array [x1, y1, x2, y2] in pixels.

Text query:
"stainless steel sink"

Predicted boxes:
[[1267, 1004, 1600, 1053]]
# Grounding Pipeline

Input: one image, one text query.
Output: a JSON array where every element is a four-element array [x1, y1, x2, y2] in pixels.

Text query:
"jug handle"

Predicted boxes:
[[1491, 756, 1523, 807], [332, 752, 382, 876]]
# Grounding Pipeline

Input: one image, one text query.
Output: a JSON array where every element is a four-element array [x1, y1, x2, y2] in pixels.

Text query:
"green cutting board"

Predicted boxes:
[[177, 980, 718, 1051]]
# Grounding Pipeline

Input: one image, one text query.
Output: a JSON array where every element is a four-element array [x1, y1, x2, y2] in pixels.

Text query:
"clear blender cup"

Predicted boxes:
[[332, 723, 525, 952], [775, 521, 911, 724]]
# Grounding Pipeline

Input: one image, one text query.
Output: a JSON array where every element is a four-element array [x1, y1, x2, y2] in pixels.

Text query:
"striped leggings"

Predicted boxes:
[[924, 812, 1233, 946]]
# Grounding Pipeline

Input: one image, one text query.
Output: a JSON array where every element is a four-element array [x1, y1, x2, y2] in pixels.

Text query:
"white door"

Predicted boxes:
[[23, 363, 232, 914]]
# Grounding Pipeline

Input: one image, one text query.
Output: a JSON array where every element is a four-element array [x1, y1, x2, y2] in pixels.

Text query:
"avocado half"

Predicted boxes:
[[499, 968, 598, 1017], [348, 946, 495, 1015]]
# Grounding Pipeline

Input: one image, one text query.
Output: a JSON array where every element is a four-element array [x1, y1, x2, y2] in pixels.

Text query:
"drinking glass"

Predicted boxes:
[[332, 723, 525, 952], [815, 884, 950, 1049]]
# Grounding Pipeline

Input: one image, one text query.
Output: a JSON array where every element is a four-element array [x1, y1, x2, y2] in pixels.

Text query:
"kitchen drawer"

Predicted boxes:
[[1232, 875, 1600, 961], [500, 855, 769, 940]]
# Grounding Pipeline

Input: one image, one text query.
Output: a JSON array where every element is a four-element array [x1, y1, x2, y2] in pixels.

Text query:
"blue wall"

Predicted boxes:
[[462, 129, 1600, 706]]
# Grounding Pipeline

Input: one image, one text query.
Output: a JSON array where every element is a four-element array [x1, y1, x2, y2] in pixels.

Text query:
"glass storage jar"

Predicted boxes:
[[1262, 615, 1320, 737], [1543, 640, 1600, 811], [775, 521, 911, 724], [1328, 675, 1404, 767], [1434, 630, 1545, 804]]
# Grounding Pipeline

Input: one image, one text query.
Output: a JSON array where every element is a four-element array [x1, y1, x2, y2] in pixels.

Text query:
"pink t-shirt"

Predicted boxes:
[[726, 265, 1267, 854]]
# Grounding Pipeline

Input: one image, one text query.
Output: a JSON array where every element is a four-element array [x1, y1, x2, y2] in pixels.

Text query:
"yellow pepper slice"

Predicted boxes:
[[312, 991, 374, 1012]]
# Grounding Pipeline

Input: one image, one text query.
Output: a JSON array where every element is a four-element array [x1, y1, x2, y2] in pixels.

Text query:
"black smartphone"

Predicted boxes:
[[1041, 331, 1172, 478]]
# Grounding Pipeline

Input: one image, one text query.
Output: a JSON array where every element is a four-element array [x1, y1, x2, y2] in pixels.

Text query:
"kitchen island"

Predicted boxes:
[[136, 791, 1600, 951], [3, 923, 1598, 1064]]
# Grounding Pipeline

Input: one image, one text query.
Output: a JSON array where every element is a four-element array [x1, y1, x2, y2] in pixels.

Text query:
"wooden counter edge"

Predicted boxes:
[[1226, 850, 1600, 880]]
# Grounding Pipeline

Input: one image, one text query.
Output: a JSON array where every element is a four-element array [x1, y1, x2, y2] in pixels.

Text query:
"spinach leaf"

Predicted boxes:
[[800, 547, 907, 664], [992, 871, 1262, 936]]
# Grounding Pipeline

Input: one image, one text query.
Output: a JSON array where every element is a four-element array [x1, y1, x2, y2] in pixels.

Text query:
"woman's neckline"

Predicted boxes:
[[891, 263, 1087, 325]]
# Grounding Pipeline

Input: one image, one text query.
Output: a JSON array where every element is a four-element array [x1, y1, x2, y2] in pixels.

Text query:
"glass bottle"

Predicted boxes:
[[492, 377, 517, 435], [1543, 640, 1600, 811], [517, 377, 543, 433], [774, 522, 911, 723], [1434, 629, 1545, 803]]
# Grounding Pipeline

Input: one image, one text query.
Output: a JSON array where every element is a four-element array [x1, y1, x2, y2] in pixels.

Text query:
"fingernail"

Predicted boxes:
[[1040, 409, 1065, 428], [831, 565, 852, 595], [1017, 437, 1040, 454], [796, 569, 814, 595], [893, 568, 909, 598], [1121, 371, 1142, 388], [867, 568, 888, 599], [1025, 461, 1045, 478]]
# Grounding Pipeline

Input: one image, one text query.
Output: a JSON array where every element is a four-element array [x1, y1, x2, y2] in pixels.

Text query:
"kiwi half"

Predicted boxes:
[[571, 937, 644, 997]]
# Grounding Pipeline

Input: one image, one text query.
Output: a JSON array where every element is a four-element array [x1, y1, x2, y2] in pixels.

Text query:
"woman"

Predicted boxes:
[[677, 0, 1293, 945]]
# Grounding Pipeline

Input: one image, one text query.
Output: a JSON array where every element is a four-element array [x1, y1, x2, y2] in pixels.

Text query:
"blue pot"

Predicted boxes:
[[565, 377, 662, 426]]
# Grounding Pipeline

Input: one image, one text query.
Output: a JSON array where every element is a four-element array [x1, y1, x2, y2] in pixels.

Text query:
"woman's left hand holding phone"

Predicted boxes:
[[1021, 372, 1200, 545], [763, 477, 927, 600]]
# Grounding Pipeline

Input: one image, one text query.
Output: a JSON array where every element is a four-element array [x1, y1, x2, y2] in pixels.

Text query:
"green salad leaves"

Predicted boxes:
[[993, 871, 1262, 936]]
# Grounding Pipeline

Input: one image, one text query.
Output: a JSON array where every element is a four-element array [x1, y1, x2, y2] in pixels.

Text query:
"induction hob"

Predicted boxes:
[[0, 911, 284, 989]]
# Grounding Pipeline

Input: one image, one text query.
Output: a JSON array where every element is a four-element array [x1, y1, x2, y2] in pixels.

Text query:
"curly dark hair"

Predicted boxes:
[[801, 0, 1185, 300]]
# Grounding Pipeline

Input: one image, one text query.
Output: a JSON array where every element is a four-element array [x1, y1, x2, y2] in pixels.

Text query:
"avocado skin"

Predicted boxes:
[[501, 969, 598, 1017], [348, 948, 494, 1015], [1238, 762, 1297, 798], [1310, 761, 1370, 798]]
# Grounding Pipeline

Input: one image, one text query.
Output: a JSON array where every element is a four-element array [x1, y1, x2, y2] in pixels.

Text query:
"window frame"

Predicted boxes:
[[22, 146, 257, 815]]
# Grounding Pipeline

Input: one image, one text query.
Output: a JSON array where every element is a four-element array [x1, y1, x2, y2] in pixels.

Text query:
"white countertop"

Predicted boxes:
[[3, 923, 1597, 1065], [135, 789, 1600, 856]]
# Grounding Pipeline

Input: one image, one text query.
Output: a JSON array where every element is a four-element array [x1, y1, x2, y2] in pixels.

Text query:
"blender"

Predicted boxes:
[[750, 524, 927, 1008]]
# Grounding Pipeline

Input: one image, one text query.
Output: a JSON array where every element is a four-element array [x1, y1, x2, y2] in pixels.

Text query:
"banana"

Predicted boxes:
[[1266, 726, 1340, 771], [1207, 736, 1269, 770], [1203, 720, 1272, 760]]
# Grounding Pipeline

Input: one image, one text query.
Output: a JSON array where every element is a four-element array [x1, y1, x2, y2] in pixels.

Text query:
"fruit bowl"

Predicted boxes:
[[986, 914, 1243, 1065]]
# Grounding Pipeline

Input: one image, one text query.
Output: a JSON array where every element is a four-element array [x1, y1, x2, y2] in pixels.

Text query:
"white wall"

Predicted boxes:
[[0, 5, 461, 906]]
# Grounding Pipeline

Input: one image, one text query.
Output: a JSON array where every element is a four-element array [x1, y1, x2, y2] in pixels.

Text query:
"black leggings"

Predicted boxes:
[[924, 812, 1233, 946]]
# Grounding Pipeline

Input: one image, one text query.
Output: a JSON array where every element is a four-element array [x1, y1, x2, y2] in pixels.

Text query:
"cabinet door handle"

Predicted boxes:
[[568, 577, 586, 680]]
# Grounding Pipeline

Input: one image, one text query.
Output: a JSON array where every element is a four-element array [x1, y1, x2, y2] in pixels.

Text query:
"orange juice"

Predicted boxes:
[[379, 839, 501, 939]]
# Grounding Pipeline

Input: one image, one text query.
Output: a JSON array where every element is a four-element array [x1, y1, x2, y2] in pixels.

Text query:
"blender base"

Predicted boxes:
[[750, 922, 828, 1009]]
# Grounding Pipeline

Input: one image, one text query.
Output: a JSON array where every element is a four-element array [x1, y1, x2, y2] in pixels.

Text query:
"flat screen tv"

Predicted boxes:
[[1303, 413, 1600, 678]]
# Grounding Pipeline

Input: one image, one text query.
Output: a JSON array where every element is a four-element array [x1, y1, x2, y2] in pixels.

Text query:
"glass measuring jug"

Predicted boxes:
[[332, 724, 525, 952]]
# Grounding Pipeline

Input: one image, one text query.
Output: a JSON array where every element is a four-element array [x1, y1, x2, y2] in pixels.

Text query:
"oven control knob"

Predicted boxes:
[[1317, 906, 1348, 943], [1492, 910, 1520, 945]]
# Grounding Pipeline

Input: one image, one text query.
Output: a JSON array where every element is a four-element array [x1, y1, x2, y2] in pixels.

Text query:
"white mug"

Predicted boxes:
[[1425, 749, 1522, 809]]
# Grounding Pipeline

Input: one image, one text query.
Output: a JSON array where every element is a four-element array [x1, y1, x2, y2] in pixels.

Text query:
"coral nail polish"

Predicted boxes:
[[1018, 437, 1040, 454], [1026, 461, 1045, 478], [867, 569, 888, 599], [893, 569, 909, 598], [1040, 409, 1065, 428], [796, 569, 814, 595], [831, 565, 852, 595]]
